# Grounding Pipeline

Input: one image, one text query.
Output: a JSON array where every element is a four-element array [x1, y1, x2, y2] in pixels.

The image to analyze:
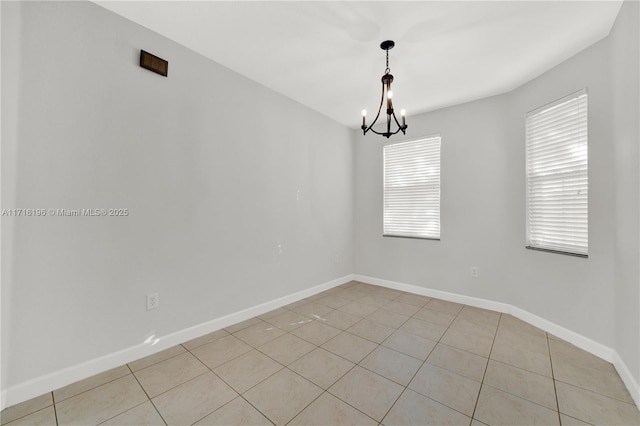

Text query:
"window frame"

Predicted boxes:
[[525, 89, 589, 258], [382, 135, 442, 241]]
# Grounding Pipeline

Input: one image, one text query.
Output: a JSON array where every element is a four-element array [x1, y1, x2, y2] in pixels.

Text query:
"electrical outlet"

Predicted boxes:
[[147, 292, 159, 310], [471, 267, 479, 278]]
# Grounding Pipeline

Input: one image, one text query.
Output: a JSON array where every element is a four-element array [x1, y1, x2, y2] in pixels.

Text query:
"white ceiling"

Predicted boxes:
[[94, 1, 622, 129]]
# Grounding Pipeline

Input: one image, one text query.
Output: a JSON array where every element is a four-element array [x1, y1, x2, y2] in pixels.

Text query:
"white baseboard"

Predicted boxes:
[[1, 274, 355, 410], [354, 274, 640, 408], [355, 274, 512, 313], [612, 350, 640, 408]]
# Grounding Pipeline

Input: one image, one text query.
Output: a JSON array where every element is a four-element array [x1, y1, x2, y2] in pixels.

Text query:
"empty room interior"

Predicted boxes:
[[2, 1, 639, 425]]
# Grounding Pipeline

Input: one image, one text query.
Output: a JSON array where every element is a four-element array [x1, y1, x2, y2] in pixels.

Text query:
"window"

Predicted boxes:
[[383, 136, 441, 239], [526, 89, 588, 257]]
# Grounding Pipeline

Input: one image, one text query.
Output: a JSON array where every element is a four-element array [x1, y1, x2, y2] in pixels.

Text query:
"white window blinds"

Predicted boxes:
[[384, 136, 441, 239], [526, 89, 588, 256]]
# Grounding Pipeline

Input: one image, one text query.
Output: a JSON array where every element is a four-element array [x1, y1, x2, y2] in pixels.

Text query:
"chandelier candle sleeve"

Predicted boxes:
[[360, 40, 408, 138]]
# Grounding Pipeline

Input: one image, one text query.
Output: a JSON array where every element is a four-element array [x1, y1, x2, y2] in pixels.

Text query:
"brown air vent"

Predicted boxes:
[[140, 50, 168, 77]]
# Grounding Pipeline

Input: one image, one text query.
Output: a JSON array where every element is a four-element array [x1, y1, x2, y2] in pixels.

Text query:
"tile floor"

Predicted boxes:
[[2, 281, 639, 425]]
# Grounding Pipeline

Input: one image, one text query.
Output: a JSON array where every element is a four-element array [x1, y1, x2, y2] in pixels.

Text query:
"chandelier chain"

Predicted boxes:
[[385, 49, 390, 74]]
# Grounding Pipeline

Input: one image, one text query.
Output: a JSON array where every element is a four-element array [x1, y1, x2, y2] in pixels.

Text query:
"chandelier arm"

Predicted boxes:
[[363, 81, 386, 135], [368, 126, 402, 138], [391, 110, 406, 131], [367, 127, 386, 136]]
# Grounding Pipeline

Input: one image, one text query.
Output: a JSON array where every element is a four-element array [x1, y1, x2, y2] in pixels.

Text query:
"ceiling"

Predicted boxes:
[[94, 1, 622, 129]]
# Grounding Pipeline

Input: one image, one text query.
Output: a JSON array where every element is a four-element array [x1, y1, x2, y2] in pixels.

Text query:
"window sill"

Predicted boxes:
[[526, 246, 588, 258], [383, 234, 440, 241]]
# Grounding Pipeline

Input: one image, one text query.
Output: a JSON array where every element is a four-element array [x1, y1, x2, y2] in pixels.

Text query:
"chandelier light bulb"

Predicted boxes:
[[400, 109, 406, 116], [387, 90, 393, 100], [362, 109, 367, 116]]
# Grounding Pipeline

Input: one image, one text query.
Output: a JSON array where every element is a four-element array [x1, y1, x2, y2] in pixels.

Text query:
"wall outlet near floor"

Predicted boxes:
[[471, 267, 479, 278], [147, 292, 159, 310]]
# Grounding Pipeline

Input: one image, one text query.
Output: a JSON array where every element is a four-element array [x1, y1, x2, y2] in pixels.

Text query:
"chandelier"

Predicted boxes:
[[361, 40, 408, 138]]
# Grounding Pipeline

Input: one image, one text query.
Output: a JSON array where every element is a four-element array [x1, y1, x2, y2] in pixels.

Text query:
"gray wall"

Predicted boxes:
[[1, 1, 353, 390], [354, 1, 638, 386], [611, 0, 640, 385]]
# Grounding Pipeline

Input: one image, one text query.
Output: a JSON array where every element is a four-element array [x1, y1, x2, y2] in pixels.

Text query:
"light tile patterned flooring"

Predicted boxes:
[[2, 281, 639, 425]]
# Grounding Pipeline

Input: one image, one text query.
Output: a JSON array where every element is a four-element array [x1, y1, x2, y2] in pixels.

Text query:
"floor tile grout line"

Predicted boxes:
[[282, 390, 327, 426], [147, 399, 169, 426], [487, 356, 551, 378], [400, 385, 477, 423], [357, 352, 423, 389], [237, 395, 280, 426], [378, 335, 436, 361], [252, 333, 316, 369], [377, 382, 410, 423], [277, 377, 343, 425], [186, 393, 272, 426], [199, 350, 284, 398], [238, 394, 278, 426], [554, 378, 640, 407], [429, 339, 490, 363], [133, 349, 213, 398], [51, 367, 131, 405], [181, 330, 230, 352], [547, 332, 563, 426], [487, 357, 553, 380], [320, 339, 369, 369], [127, 365, 169, 426], [53, 364, 153, 426], [289, 339, 365, 394], [128, 346, 188, 374], [320, 332, 380, 365], [222, 351, 285, 394], [477, 382, 563, 416], [0, 398, 54, 426], [51, 391, 59, 426], [469, 310, 502, 422], [324, 375, 390, 424], [314, 388, 380, 425], [95, 400, 155, 426], [339, 320, 398, 346], [188, 337, 252, 370], [481, 358, 587, 412]]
